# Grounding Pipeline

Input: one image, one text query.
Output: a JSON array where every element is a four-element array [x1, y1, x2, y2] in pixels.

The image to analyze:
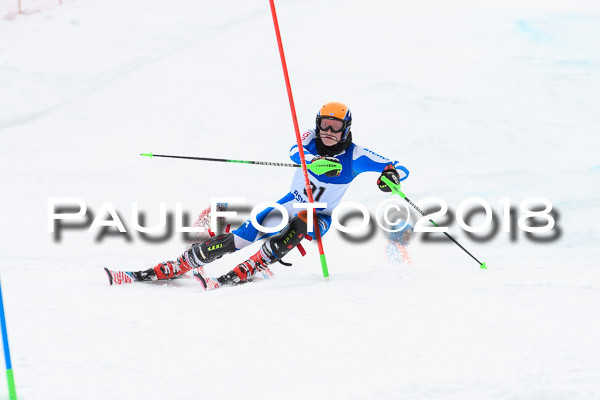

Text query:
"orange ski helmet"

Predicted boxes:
[[315, 101, 352, 141]]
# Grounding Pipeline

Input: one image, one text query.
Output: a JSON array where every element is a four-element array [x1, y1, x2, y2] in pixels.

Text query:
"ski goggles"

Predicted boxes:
[[317, 116, 348, 133]]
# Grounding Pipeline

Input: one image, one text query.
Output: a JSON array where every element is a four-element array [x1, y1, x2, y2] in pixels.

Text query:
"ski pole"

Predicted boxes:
[[140, 153, 341, 176], [381, 176, 487, 269]]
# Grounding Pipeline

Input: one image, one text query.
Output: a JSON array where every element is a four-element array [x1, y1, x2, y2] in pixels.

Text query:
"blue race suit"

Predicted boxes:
[[231, 129, 409, 250]]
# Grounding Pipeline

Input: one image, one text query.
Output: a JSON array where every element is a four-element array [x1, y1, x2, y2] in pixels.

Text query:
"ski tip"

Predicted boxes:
[[480, 262, 487, 270], [104, 267, 114, 285], [191, 270, 208, 290]]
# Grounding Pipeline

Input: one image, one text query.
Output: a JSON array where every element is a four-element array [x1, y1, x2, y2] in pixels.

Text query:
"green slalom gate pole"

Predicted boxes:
[[0, 275, 17, 400], [140, 153, 341, 177], [381, 176, 487, 269]]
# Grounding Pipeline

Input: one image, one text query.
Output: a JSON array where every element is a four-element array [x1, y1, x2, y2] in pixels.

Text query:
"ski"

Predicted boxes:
[[191, 267, 221, 291], [104, 268, 136, 285], [190, 266, 275, 291]]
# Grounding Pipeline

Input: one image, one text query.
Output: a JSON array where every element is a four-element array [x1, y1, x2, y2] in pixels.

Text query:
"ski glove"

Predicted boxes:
[[311, 156, 342, 177], [377, 164, 400, 192]]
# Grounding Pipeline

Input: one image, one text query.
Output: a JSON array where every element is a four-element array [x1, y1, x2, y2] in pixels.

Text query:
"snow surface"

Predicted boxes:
[[1, 0, 600, 399]]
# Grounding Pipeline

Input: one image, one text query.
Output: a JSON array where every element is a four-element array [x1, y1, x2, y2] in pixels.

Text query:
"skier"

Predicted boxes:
[[105, 101, 409, 289]]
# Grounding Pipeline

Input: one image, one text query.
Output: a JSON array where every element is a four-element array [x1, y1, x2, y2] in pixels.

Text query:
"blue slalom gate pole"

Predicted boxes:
[[0, 275, 17, 400]]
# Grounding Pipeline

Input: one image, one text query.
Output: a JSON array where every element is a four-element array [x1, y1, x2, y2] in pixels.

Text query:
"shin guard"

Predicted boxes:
[[188, 233, 236, 265], [267, 212, 308, 259]]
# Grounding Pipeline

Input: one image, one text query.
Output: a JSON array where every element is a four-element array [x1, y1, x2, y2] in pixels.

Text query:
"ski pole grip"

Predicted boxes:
[[381, 176, 405, 198]]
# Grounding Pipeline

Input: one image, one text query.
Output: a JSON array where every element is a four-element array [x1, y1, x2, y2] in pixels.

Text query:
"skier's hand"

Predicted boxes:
[[311, 156, 341, 177], [377, 164, 400, 192]]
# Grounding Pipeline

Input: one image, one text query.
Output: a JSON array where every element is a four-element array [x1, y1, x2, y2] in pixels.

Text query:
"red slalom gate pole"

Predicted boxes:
[[268, 0, 330, 279]]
